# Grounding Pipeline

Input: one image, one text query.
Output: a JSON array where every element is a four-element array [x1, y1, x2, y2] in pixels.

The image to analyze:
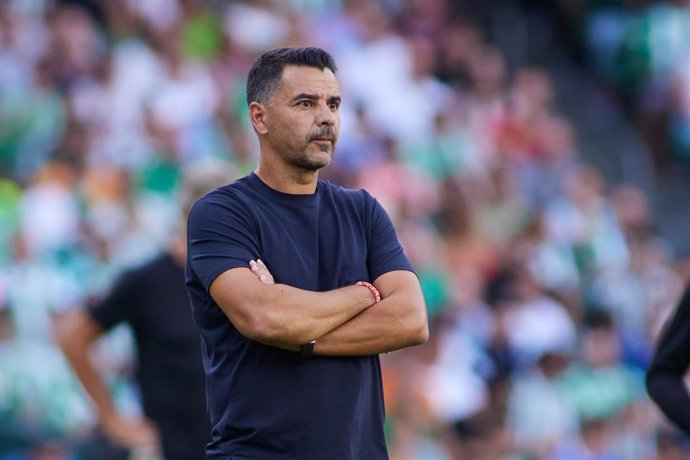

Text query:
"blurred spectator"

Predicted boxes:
[[53, 160, 235, 459], [506, 349, 577, 459], [544, 166, 629, 286], [563, 311, 644, 423], [583, 1, 690, 172], [558, 310, 650, 459], [498, 263, 576, 369]]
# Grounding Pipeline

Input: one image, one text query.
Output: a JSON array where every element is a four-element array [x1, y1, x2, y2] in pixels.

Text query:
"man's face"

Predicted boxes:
[[262, 65, 341, 171]]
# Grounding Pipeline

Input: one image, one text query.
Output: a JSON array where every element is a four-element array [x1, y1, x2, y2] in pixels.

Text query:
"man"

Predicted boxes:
[[186, 47, 429, 459], [56, 161, 234, 459], [647, 282, 690, 435]]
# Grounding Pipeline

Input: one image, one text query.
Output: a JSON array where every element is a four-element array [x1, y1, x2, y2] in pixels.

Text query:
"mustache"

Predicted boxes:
[[307, 127, 336, 142]]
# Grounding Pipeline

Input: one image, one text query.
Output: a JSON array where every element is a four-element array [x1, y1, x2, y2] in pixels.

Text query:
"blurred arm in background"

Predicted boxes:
[[646, 282, 690, 434], [54, 306, 159, 450]]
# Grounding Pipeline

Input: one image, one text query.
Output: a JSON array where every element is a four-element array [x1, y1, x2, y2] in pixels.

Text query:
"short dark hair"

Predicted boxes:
[[246, 47, 338, 105]]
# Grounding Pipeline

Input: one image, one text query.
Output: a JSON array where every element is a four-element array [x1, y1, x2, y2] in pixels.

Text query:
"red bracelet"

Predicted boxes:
[[356, 280, 381, 303]]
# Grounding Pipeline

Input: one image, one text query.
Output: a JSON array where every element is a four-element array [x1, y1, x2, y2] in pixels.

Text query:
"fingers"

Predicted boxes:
[[103, 415, 160, 450], [133, 421, 160, 449], [249, 259, 275, 284]]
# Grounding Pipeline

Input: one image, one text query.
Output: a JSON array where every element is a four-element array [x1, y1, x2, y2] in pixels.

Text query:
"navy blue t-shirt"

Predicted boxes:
[[185, 173, 413, 459]]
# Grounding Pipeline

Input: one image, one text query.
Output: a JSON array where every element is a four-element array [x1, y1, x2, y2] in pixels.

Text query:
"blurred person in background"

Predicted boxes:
[[647, 282, 690, 436], [558, 310, 650, 459], [54, 160, 235, 460], [186, 46, 428, 459], [506, 347, 577, 459]]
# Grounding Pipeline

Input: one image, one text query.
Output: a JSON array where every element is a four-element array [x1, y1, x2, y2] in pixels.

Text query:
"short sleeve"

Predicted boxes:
[[88, 270, 141, 330], [366, 195, 414, 281], [187, 189, 260, 291]]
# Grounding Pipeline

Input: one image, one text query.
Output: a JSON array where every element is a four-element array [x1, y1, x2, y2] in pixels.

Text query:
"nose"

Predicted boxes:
[[316, 101, 336, 126]]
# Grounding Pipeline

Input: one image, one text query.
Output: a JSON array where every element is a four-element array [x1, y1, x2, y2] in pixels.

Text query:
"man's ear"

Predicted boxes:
[[249, 102, 269, 135]]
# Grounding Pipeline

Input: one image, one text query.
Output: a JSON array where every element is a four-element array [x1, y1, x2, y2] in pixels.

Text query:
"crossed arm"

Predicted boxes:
[[208, 260, 429, 356]]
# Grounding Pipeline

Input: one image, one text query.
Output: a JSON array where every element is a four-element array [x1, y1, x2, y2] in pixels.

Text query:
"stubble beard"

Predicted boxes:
[[288, 131, 338, 172], [269, 125, 338, 172], [292, 141, 336, 171]]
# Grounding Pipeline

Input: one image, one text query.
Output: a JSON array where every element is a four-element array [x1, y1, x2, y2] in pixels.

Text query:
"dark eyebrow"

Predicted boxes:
[[290, 93, 342, 104], [290, 93, 318, 103]]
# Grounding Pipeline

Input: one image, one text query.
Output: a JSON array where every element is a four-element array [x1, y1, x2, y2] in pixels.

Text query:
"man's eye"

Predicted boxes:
[[300, 100, 312, 107], [329, 102, 340, 111]]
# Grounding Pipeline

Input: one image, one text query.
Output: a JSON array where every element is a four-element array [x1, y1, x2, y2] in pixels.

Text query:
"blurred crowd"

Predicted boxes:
[[1, 0, 690, 459], [582, 0, 690, 172]]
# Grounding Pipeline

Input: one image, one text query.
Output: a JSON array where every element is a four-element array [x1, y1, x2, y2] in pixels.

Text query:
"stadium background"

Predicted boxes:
[[2, 0, 690, 458]]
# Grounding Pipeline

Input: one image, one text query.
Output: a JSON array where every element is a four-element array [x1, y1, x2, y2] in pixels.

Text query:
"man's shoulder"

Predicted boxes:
[[191, 176, 253, 211], [187, 176, 261, 237], [204, 175, 250, 198]]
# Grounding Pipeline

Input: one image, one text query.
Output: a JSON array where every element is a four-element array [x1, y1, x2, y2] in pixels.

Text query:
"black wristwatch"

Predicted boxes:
[[298, 339, 316, 360]]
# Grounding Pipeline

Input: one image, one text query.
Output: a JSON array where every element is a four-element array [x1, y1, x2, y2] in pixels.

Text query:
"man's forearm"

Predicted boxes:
[[55, 311, 118, 421], [211, 266, 379, 348], [65, 344, 120, 422], [313, 291, 428, 356], [236, 263, 428, 353], [55, 311, 161, 448], [251, 282, 378, 348]]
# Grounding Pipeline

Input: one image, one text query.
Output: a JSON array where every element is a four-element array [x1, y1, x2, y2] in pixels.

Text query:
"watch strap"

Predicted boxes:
[[298, 339, 316, 360]]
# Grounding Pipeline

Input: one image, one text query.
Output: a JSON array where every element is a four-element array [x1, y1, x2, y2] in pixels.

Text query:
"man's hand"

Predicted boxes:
[[101, 412, 160, 450], [250, 259, 275, 284], [55, 310, 162, 452]]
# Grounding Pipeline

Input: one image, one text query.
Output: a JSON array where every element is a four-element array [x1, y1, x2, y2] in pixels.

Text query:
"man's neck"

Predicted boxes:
[[255, 161, 319, 195]]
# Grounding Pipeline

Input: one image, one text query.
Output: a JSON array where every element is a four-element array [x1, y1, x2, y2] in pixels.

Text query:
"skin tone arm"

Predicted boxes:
[[315, 270, 428, 355], [209, 262, 379, 350], [248, 260, 429, 355], [54, 310, 159, 449]]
